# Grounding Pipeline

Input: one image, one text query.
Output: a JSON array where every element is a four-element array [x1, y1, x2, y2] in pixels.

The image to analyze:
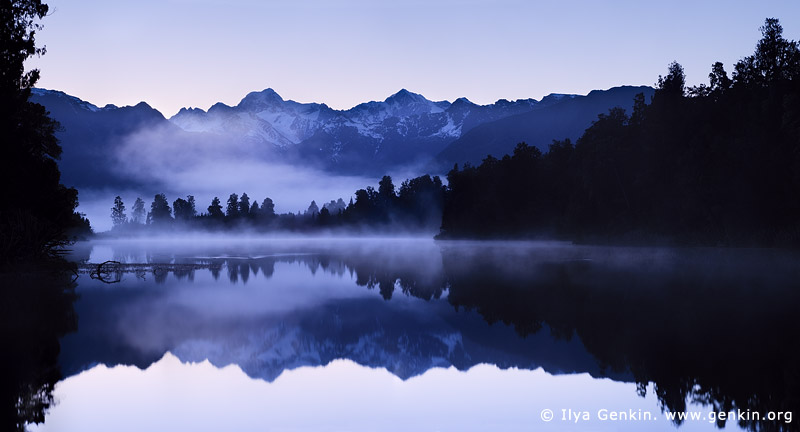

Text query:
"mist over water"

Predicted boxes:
[[51, 237, 799, 431], [9, 1, 800, 430]]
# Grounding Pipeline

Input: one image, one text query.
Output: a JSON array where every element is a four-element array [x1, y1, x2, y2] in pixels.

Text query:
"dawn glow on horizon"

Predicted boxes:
[[26, 0, 800, 116]]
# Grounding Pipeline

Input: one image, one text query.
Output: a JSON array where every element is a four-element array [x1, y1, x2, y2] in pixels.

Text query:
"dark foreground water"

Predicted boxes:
[[20, 238, 800, 431]]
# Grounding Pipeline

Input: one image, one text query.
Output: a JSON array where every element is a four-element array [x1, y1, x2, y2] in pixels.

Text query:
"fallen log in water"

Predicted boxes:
[[77, 261, 221, 284]]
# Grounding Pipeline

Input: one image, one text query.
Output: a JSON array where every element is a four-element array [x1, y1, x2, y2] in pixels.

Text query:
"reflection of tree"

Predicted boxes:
[[441, 245, 800, 432], [341, 246, 446, 301], [0, 266, 77, 431], [69, 241, 799, 431], [257, 259, 274, 278], [172, 265, 194, 282], [151, 266, 167, 284], [207, 246, 446, 298], [227, 264, 238, 284], [240, 262, 250, 284]]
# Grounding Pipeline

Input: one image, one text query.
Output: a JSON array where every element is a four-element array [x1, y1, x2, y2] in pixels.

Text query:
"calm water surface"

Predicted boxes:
[[26, 238, 800, 431]]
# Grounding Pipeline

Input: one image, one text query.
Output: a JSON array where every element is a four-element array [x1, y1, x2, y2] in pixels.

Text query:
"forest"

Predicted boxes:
[[1, 2, 85, 430], [439, 18, 800, 246], [4, 1, 799, 431], [108, 19, 800, 247], [107, 174, 446, 234]]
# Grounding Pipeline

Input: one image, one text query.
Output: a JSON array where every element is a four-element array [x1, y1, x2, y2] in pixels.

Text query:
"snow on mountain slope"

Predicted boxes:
[[33, 86, 648, 179], [168, 88, 546, 159], [170, 89, 338, 147], [32, 88, 103, 112]]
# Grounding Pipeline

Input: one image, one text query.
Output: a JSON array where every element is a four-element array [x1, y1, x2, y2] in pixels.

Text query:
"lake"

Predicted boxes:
[[17, 237, 800, 431]]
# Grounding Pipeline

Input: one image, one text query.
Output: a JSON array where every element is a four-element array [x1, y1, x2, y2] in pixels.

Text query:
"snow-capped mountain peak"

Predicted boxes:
[[384, 88, 425, 105], [238, 88, 285, 110], [30, 85, 654, 182], [164, 86, 565, 167], [383, 88, 446, 116]]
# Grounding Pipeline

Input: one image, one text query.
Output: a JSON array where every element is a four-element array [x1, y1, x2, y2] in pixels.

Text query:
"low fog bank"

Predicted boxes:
[[83, 151, 446, 234], [77, 173, 374, 233], [89, 230, 441, 243], [77, 160, 443, 234], [75, 121, 410, 232]]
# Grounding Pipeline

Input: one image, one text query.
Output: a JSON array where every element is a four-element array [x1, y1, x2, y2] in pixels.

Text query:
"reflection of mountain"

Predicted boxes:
[[170, 297, 604, 382], [61, 244, 610, 383], [62, 240, 800, 432]]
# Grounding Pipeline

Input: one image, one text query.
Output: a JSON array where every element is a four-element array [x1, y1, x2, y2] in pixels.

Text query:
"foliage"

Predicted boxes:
[[106, 173, 445, 234], [237, 193, 250, 217], [261, 198, 275, 218], [147, 193, 172, 225], [0, 0, 89, 266], [205, 197, 222, 219], [226, 193, 239, 218], [172, 196, 196, 221], [110, 196, 126, 227], [1, 4, 83, 429], [439, 18, 800, 247]]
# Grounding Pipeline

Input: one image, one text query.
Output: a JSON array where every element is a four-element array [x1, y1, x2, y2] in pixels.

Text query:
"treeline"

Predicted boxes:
[[108, 174, 445, 233], [440, 18, 800, 247], [1, 2, 85, 431], [0, 0, 92, 267], [109, 19, 800, 246]]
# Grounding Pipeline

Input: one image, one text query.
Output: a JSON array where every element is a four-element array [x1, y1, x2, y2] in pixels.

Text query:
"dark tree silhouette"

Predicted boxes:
[[708, 61, 732, 95], [378, 176, 396, 201], [440, 18, 800, 247], [656, 61, 686, 97], [261, 197, 275, 219], [207, 197, 224, 219], [396, 175, 445, 228], [173, 197, 195, 221], [734, 18, 800, 85], [0, 0, 88, 264], [110, 196, 126, 228], [318, 207, 331, 226], [0, 3, 82, 430], [238, 193, 250, 217], [186, 195, 196, 217], [147, 194, 172, 225], [226, 193, 239, 218]]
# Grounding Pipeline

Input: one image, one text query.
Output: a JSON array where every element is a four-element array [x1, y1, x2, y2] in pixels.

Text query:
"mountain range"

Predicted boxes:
[[31, 85, 654, 190]]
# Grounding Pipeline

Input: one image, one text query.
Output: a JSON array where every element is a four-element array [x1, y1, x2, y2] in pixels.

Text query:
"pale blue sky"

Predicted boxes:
[[27, 0, 800, 116]]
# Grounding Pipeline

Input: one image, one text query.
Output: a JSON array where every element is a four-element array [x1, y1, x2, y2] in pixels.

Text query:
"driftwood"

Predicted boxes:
[[79, 261, 219, 284], [88, 260, 122, 284]]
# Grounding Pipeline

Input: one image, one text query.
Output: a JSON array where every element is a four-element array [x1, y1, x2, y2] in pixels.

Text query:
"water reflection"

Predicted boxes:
[[61, 239, 799, 431], [32, 354, 728, 432], [0, 266, 77, 432], [441, 244, 800, 431]]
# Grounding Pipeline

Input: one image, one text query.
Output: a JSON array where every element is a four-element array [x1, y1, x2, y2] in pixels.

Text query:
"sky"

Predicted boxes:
[[26, 0, 800, 117]]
